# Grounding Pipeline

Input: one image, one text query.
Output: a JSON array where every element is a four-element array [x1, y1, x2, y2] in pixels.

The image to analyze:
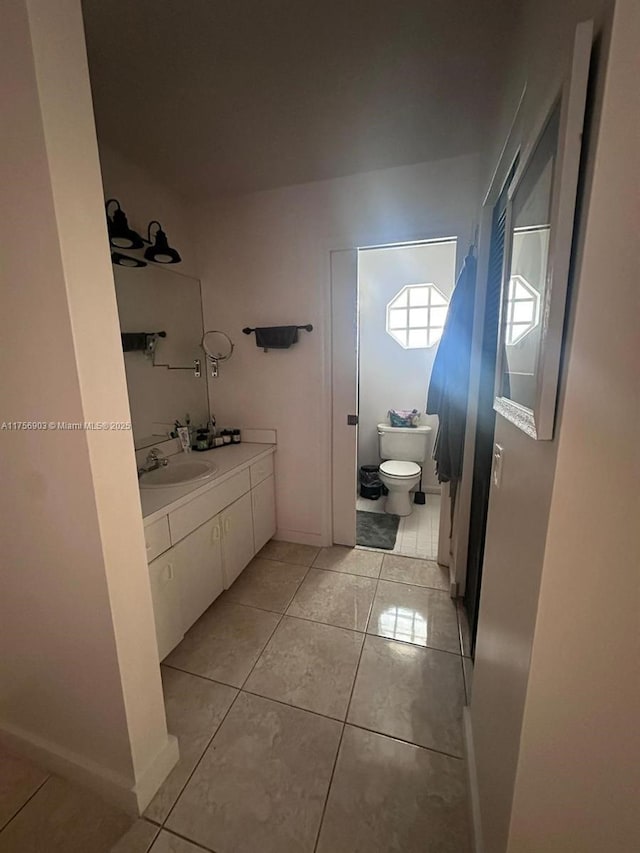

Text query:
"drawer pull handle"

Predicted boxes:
[[166, 562, 174, 581], [212, 524, 221, 542], [224, 518, 231, 535]]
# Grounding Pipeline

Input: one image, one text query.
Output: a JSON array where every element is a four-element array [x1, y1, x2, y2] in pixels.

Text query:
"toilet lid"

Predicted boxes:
[[380, 460, 421, 478]]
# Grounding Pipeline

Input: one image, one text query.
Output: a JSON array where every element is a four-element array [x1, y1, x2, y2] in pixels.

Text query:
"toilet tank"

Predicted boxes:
[[377, 423, 432, 463]]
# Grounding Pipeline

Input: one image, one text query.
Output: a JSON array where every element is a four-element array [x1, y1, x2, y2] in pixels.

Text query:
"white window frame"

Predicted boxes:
[[505, 274, 541, 346], [386, 283, 449, 349]]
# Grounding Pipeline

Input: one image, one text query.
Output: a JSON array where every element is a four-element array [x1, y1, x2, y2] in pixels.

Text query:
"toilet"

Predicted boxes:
[[377, 422, 432, 516]]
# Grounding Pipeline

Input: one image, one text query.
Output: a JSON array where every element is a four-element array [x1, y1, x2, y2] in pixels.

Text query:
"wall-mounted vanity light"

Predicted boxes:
[[144, 221, 182, 265], [111, 251, 147, 268], [105, 199, 144, 249], [106, 200, 183, 267]]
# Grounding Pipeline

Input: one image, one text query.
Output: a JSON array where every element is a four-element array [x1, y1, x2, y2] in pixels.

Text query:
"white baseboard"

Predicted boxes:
[[274, 528, 329, 547], [131, 734, 179, 813], [0, 721, 178, 815], [463, 707, 484, 853]]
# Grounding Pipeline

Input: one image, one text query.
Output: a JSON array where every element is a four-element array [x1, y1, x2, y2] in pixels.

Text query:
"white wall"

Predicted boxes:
[[357, 241, 458, 489], [0, 0, 175, 812], [195, 154, 481, 544], [467, 0, 621, 850], [506, 1, 640, 848]]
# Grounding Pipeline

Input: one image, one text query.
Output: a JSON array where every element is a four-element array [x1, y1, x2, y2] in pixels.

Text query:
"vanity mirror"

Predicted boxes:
[[114, 263, 209, 450], [494, 21, 592, 440]]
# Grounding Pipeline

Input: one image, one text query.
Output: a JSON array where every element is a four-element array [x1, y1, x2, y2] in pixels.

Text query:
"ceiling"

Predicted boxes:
[[82, 0, 517, 200]]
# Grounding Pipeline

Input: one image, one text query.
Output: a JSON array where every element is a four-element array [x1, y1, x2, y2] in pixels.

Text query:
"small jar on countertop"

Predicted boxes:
[[232, 429, 241, 443]]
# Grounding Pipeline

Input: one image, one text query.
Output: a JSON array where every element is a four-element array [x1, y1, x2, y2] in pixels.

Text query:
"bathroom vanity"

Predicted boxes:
[[140, 443, 276, 660]]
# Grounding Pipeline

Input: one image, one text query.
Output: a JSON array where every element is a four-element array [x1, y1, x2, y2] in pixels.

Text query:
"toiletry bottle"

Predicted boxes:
[[185, 414, 193, 449], [176, 426, 191, 453], [232, 429, 241, 444]]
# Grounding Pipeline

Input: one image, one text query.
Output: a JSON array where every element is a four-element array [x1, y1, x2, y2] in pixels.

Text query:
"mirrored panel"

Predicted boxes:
[[114, 264, 209, 450], [500, 104, 558, 412]]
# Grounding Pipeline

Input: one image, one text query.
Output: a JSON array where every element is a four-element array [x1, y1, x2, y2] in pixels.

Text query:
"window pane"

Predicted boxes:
[[388, 309, 407, 329], [428, 327, 445, 346], [430, 305, 448, 326], [512, 300, 534, 323], [391, 289, 408, 308], [409, 287, 429, 306], [391, 329, 408, 347], [409, 307, 429, 327], [408, 328, 428, 348], [508, 323, 530, 344], [429, 289, 448, 306]]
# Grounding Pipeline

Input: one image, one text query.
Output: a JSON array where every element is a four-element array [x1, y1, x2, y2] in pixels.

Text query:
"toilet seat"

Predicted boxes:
[[379, 460, 421, 479]]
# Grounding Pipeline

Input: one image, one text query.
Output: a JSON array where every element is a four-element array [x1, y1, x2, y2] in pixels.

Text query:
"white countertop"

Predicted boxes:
[[140, 443, 276, 525]]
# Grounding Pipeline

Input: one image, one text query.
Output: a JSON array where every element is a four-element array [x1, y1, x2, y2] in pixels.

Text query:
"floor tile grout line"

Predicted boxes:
[[162, 561, 323, 827], [238, 686, 352, 726], [235, 560, 315, 690], [311, 722, 345, 853], [0, 774, 50, 835], [163, 619, 463, 696], [158, 552, 314, 837], [231, 558, 453, 596], [312, 566, 385, 853], [165, 629, 464, 732], [160, 687, 244, 831], [166, 591, 462, 684], [134, 819, 161, 853], [155, 825, 219, 853], [161, 677, 466, 765], [344, 721, 466, 761], [160, 662, 242, 692]]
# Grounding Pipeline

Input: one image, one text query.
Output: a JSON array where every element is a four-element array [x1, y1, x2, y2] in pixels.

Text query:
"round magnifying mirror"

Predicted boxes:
[[202, 330, 234, 362]]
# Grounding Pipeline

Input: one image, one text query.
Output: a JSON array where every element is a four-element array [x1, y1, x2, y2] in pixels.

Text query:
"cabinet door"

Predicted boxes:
[[172, 516, 224, 629], [220, 492, 255, 588], [148, 552, 184, 661], [251, 474, 276, 554]]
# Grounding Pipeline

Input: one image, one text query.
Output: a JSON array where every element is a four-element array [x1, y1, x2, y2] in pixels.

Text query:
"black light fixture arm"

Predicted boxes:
[[146, 220, 162, 244]]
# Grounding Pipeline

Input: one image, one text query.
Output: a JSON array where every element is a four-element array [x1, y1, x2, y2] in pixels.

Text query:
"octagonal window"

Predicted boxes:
[[386, 284, 449, 349], [505, 274, 541, 345]]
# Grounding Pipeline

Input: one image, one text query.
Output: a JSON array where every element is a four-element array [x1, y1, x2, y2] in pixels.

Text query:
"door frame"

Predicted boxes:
[[327, 227, 470, 549], [452, 84, 527, 596]]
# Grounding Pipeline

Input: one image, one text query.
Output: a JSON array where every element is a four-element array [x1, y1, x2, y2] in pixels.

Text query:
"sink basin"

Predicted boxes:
[[139, 457, 218, 489]]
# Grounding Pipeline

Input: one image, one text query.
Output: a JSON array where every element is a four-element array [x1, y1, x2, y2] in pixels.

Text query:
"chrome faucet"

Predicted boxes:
[[137, 447, 169, 478]]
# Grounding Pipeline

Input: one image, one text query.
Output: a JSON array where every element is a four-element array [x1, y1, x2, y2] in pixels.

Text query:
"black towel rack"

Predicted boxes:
[[242, 324, 313, 335]]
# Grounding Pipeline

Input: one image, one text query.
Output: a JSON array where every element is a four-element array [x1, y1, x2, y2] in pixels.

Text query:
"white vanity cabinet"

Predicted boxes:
[[220, 492, 255, 588], [144, 447, 276, 661], [148, 551, 184, 661], [171, 516, 224, 629], [251, 475, 276, 553]]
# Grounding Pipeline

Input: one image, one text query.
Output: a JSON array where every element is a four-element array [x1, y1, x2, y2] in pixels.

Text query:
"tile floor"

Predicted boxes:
[[357, 492, 441, 560], [0, 541, 474, 853]]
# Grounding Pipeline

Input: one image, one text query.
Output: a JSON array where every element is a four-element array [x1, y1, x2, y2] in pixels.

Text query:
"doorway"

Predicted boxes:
[[331, 239, 458, 557]]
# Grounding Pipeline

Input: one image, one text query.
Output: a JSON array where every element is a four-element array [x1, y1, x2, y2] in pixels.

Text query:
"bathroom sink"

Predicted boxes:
[[139, 457, 218, 489]]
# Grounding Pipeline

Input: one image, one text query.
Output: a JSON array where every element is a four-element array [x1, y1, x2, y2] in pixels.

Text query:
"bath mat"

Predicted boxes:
[[356, 510, 400, 550]]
